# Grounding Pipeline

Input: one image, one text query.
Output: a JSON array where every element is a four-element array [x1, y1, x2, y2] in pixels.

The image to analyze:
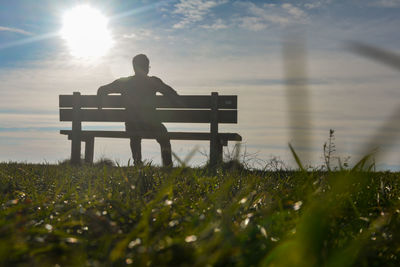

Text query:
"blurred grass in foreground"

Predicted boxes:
[[0, 157, 400, 266]]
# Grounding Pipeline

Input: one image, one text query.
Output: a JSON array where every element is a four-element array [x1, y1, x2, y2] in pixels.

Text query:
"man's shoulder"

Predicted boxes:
[[149, 76, 163, 83], [115, 76, 134, 83]]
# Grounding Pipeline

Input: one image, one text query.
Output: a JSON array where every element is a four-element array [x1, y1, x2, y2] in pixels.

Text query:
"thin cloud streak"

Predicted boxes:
[[0, 26, 33, 35], [0, 32, 56, 50], [370, 0, 400, 7]]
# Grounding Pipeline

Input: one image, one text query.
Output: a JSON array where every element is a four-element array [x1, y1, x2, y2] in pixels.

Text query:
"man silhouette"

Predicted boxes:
[[97, 54, 178, 166]]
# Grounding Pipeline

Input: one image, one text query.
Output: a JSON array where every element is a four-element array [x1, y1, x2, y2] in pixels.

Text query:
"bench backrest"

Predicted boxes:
[[59, 92, 237, 124]]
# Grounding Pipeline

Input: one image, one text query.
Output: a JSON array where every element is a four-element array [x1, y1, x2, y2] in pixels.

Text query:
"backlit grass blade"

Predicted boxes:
[[348, 41, 400, 167], [348, 41, 400, 71], [283, 35, 312, 164], [289, 143, 304, 171]]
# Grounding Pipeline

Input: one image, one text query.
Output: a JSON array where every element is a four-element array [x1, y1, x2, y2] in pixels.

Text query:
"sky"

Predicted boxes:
[[1, 0, 400, 169]]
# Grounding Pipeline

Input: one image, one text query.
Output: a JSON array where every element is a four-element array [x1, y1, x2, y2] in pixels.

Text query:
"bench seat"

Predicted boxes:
[[60, 130, 242, 142], [60, 130, 241, 164]]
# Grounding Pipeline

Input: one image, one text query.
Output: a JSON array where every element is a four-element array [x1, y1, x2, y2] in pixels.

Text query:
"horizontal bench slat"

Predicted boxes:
[[60, 109, 237, 123], [59, 95, 237, 109], [60, 130, 242, 141]]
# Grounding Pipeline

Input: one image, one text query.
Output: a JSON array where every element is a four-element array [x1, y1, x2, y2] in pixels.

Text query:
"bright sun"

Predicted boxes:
[[60, 5, 113, 59]]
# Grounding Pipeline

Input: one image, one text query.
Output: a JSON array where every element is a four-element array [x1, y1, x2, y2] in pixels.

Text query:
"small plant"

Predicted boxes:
[[223, 142, 266, 170], [323, 129, 336, 171], [94, 157, 115, 167], [263, 156, 288, 172]]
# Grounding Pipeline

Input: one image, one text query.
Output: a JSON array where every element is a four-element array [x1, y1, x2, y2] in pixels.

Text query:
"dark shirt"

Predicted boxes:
[[97, 75, 178, 124]]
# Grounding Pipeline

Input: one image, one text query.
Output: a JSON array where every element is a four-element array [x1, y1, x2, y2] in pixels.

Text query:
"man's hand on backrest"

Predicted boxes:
[[97, 89, 105, 110]]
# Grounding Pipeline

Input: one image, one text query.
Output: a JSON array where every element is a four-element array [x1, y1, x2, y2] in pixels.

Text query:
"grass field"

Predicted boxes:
[[1, 158, 400, 266]]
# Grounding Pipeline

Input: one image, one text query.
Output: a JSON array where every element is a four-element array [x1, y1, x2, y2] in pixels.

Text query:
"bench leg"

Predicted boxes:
[[210, 140, 217, 167], [210, 139, 224, 167], [71, 135, 81, 165], [217, 142, 223, 163], [84, 137, 95, 164]]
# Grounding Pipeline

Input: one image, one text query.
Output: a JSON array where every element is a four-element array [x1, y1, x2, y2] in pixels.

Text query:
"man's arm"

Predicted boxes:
[[97, 79, 124, 96], [152, 77, 178, 97], [97, 79, 127, 109]]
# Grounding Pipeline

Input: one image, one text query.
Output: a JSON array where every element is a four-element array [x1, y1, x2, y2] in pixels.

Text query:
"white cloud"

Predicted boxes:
[[239, 16, 268, 31], [304, 3, 321, 9], [304, 0, 331, 9], [282, 3, 306, 18], [370, 0, 400, 7], [172, 0, 228, 29], [238, 2, 309, 31], [122, 29, 160, 40], [0, 26, 33, 35], [201, 18, 228, 30]]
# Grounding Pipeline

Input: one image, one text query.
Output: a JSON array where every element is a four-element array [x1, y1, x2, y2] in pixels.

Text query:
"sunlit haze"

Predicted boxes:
[[1, 0, 400, 170], [60, 5, 113, 59]]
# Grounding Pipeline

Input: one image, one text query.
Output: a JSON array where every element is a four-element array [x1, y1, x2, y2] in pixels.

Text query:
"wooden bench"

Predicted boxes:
[[59, 92, 242, 166]]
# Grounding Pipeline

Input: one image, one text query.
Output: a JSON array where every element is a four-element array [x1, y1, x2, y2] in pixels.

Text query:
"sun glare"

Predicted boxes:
[[60, 5, 113, 59]]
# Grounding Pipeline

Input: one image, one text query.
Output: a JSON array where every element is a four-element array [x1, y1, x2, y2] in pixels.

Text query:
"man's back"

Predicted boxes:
[[119, 75, 158, 107], [98, 74, 177, 123]]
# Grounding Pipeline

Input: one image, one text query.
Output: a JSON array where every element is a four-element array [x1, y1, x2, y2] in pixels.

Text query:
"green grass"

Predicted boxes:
[[0, 161, 399, 266]]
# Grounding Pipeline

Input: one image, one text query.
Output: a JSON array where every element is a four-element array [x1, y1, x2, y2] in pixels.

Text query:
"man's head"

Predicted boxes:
[[132, 54, 149, 76]]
